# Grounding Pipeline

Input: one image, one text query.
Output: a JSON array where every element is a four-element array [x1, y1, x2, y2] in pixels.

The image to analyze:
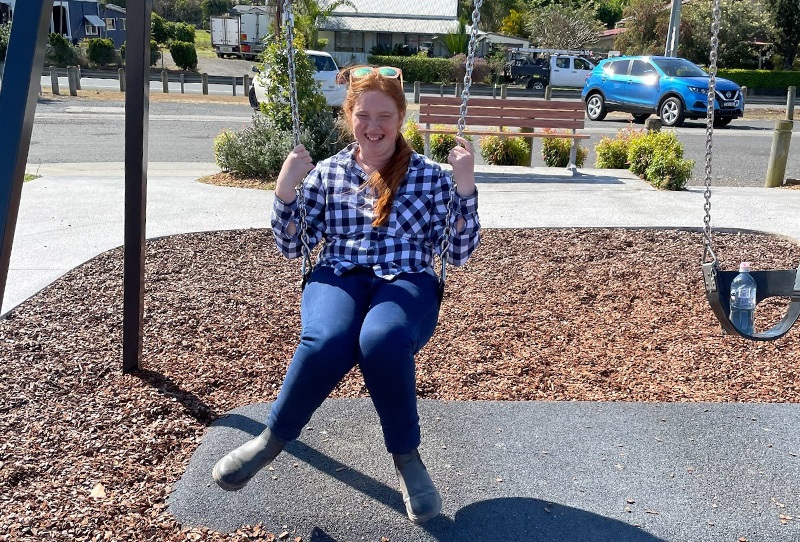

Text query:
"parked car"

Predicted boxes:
[[249, 50, 346, 110], [581, 56, 745, 127]]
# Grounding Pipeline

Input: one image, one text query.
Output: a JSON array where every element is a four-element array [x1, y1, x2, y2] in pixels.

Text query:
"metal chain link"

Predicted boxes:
[[702, 0, 722, 266], [283, 0, 313, 286], [439, 0, 482, 293]]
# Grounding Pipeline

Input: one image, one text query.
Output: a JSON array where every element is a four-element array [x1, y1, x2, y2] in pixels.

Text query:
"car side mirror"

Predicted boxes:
[[251, 66, 259, 73]]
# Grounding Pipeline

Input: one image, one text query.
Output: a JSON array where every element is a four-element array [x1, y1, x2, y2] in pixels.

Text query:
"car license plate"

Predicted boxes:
[[723, 101, 737, 107], [221, 46, 232, 53]]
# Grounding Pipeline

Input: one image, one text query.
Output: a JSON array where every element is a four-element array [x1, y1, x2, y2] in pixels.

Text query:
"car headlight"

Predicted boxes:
[[688, 86, 708, 94]]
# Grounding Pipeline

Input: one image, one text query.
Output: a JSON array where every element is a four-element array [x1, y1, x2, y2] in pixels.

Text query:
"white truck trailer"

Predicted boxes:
[[210, 6, 272, 60]]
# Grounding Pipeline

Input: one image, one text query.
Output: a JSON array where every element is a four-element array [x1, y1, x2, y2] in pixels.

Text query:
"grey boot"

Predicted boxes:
[[393, 449, 442, 523], [212, 428, 286, 491]]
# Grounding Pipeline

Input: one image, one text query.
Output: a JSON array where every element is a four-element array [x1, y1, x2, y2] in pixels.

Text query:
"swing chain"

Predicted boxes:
[[283, 0, 313, 285], [439, 0, 482, 291], [702, 0, 722, 266]]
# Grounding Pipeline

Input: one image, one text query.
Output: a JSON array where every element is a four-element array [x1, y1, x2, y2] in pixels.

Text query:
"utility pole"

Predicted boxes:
[[274, 0, 282, 38], [664, 0, 682, 57]]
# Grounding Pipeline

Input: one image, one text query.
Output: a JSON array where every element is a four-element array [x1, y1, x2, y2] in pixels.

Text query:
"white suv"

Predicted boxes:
[[249, 50, 347, 109]]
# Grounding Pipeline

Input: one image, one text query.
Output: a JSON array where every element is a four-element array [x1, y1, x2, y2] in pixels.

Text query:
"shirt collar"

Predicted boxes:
[[334, 141, 427, 172]]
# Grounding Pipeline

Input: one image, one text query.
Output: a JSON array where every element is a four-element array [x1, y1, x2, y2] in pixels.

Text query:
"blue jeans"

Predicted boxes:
[[267, 265, 441, 454]]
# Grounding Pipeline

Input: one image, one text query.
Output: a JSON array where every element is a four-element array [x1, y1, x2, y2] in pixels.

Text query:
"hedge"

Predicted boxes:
[[717, 69, 800, 91]]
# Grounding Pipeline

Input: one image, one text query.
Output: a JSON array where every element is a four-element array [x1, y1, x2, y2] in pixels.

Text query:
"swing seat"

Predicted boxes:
[[702, 262, 800, 340]]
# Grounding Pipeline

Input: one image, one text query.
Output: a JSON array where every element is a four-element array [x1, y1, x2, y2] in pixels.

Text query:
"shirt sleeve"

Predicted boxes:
[[432, 169, 480, 266], [271, 168, 326, 259]]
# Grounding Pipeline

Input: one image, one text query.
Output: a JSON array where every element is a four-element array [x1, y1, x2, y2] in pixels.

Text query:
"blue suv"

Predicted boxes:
[[581, 56, 744, 127]]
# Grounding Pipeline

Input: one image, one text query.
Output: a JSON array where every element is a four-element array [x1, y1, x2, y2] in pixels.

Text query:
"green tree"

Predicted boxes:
[[151, 12, 171, 44], [526, 4, 604, 49], [499, 9, 528, 38], [0, 22, 10, 62], [596, 0, 627, 29], [765, 0, 800, 69], [294, 0, 356, 50], [440, 19, 470, 55], [680, 0, 772, 68], [613, 0, 667, 55], [201, 0, 233, 21], [458, 0, 517, 32], [259, 36, 327, 132]]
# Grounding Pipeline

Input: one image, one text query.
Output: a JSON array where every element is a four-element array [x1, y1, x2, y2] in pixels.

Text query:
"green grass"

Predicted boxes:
[[194, 30, 216, 58], [195, 30, 212, 50], [24, 174, 38, 182]]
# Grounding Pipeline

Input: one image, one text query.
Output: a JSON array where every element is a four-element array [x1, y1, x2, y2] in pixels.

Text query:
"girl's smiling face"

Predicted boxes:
[[351, 90, 403, 165]]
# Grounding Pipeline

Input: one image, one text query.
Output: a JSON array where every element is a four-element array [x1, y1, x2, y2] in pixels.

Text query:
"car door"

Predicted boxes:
[[600, 59, 630, 105], [624, 59, 660, 110]]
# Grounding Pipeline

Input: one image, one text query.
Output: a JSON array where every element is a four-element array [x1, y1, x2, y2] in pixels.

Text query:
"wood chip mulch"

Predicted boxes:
[[2, 228, 799, 541]]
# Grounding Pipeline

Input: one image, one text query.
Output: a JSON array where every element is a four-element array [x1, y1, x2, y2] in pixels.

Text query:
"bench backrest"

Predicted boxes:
[[418, 96, 585, 131]]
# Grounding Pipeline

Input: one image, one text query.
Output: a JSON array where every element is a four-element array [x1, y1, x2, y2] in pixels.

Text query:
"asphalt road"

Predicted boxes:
[[26, 93, 800, 187]]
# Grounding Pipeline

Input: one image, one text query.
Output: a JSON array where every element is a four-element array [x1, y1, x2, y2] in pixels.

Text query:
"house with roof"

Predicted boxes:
[[51, 0, 126, 48], [98, 3, 127, 49], [317, 0, 526, 65], [0, 0, 14, 25], [317, 0, 461, 65]]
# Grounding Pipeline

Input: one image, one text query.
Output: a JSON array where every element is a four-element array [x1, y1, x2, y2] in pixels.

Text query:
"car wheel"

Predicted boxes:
[[659, 96, 685, 127], [585, 93, 607, 121], [713, 117, 732, 127], [527, 79, 545, 90], [632, 113, 650, 124], [248, 87, 260, 110]]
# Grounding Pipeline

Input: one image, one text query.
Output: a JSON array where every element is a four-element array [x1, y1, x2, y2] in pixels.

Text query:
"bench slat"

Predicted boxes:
[[419, 115, 585, 130], [416, 128, 590, 139]]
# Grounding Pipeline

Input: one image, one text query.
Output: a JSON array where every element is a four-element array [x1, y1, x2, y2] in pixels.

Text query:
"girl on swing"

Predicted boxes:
[[213, 66, 480, 524]]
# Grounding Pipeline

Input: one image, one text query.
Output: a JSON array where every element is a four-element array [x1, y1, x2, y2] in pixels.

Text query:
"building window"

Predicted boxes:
[[120, 18, 126, 30], [377, 33, 392, 49], [334, 31, 364, 53], [105, 18, 116, 30], [404, 34, 433, 54], [85, 23, 100, 36]]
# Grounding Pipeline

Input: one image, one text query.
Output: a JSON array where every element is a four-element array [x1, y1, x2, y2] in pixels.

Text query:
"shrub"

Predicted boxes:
[[644, 152, 694, 190], [214, 115, 294, 178], [479, 134, 530, 166], [121, 40, 161, 66], [450, 54, 491, 85], [429, 130, 457, 163], [173, 22, 196, 44], [540, 129, 588, 167], [170, 41, 197, 71], [402, 118, 425, 154], [0, 22, 10, 63], [85, 38, 116, 66], [627, 131, 684, 177], [594, 127, 644, 169], [367, 54, 457, 84], [46, 33, 80, 67], [151, 13, 171, 45]]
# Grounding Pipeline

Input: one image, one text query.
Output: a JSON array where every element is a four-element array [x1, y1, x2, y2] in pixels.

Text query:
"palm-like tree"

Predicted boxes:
[[295, 0, 356, 50]]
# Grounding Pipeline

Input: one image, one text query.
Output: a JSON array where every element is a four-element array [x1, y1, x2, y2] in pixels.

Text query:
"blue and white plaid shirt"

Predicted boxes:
[[272, 143, 480, 279]]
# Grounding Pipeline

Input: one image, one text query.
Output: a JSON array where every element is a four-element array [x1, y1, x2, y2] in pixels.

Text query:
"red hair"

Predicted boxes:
[[341, 71, 412, 227]]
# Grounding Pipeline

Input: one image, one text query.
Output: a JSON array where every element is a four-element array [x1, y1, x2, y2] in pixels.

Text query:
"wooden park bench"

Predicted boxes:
[[417, 95, 589, 173]]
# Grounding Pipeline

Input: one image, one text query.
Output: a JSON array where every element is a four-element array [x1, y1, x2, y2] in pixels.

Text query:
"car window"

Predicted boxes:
[[629, 59, 655, 77], [604, 59, 630, 76], [574, 58, 592, 70], [311, 55, 337, 72], [555, 57, 570, 69], [652, 57, 707, 77]]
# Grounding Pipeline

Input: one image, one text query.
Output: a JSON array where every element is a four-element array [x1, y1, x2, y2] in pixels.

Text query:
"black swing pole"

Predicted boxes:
[[0, 0, 52, 315], [122, 0, 153, 373]]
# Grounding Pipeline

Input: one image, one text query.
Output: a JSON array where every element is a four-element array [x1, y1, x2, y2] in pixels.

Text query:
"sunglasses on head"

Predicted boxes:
[[350, 66, 403, 80]]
